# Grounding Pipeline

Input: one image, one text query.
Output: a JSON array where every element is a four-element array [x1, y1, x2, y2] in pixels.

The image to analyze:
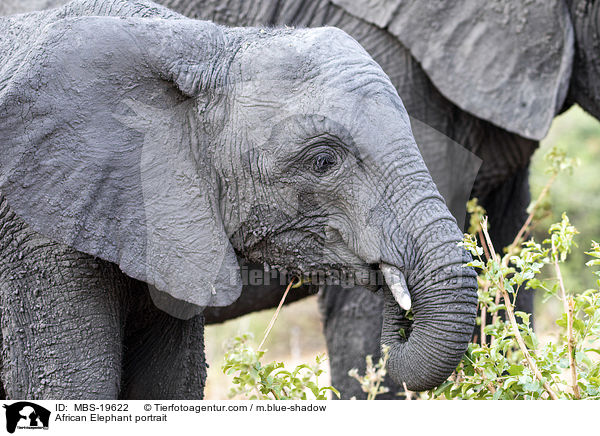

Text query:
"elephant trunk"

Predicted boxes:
[[379, 197, 478, 392]]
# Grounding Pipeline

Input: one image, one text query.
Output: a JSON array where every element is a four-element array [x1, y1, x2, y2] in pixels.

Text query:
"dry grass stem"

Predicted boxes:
[[258, 277, 298, 351]]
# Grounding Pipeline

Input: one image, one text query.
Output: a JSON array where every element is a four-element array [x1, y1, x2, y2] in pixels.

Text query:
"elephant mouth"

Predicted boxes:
[[273, 260, 413, 311], [234, 221, 414, 306], [273, 261, 380, 290], [237, 227, 377, 277]]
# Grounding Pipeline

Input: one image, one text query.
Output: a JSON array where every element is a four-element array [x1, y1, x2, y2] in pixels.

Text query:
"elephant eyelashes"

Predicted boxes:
[[312, 152, 338, 174], [298, 139, 348, 177]]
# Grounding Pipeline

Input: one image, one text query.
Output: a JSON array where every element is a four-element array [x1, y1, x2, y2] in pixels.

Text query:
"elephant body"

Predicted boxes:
[[0, 0, 478, 399]]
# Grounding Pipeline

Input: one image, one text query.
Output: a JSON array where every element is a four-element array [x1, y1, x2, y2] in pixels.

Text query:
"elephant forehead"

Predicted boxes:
[[232, 83, 415, 158], [232, 26, 377, 83]]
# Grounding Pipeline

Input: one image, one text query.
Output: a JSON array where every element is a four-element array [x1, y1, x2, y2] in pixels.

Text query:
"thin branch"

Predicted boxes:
[[552, 241, 581, 399], [478, 228, 491, 262], [507, 174, 556, 253], [476, 367, 497, 394], [491, 286, 502, 344], [477, 228, 491, 346], [481, 223, 559, 400], [488, 176, 555, 343], [520, 211, 551, 243], [480, 218, 503, 345], [479, 304, 487, 346], [480, 280, 490, 346]]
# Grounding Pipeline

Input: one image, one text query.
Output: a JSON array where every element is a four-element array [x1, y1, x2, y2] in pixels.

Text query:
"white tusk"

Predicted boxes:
[[380, 263, 412, 311]]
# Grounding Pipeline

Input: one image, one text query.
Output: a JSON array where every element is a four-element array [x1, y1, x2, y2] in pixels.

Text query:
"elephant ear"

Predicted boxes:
[[0, 16, 242, 311], [331, 0, 574, 140]]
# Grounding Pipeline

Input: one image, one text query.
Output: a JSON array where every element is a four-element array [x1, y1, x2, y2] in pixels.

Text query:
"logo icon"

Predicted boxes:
[[3, 402, 50, 433]]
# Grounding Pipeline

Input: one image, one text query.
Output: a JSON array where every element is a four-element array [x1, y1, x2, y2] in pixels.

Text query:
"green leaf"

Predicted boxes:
[[572, 318, 586, 335], [508, 364, 525, 376]]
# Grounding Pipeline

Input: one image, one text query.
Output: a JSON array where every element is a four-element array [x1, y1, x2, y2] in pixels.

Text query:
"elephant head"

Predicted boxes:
[[0, 7, 477, 391]]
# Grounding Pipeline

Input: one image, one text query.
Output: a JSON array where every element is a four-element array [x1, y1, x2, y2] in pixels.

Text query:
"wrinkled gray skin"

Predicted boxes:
[[4, 0, 597, 400], [141, 0, 597, 398], [0, 0, 478, 399]]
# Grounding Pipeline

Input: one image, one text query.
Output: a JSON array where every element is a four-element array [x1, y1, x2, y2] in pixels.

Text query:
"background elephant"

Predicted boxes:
[[4, 0, 597, 399], [0, 0, 477, 398], [150, 0, 595, 398]]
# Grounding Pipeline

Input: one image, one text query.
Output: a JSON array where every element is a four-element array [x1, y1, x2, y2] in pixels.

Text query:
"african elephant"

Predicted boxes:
[[0, 0, 478, 399]]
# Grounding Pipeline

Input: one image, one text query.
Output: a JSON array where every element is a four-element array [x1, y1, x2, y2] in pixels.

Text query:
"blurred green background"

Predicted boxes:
[[204, 105, 600, 399]]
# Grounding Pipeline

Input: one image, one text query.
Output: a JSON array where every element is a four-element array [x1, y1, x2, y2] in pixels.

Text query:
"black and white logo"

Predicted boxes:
[[3, 402, 50, 433]]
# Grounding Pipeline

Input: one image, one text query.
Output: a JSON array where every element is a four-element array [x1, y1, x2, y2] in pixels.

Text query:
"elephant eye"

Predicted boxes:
[[312, 152, 338, 175]]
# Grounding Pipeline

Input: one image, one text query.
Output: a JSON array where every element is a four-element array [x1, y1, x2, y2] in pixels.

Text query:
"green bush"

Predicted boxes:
[[426, 148, 600, 400], [222, 333, 339, 400]]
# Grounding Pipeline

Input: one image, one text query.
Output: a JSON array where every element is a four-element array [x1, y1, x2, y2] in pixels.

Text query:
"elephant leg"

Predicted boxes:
[[0, 196, 128, 399], [120, 283, 207, 399], [318, 285, 404, 399]]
